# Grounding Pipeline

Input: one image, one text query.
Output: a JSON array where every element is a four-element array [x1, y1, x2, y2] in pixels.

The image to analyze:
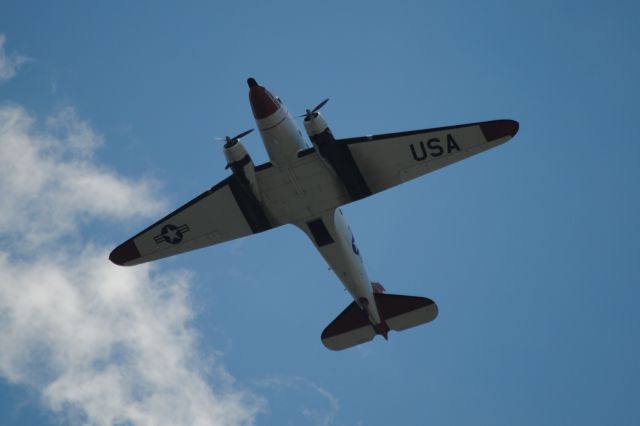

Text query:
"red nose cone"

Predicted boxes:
[[248, 78, 279, 119]]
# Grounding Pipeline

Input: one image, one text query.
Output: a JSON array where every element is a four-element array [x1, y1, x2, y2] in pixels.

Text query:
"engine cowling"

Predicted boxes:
[[303, 111, 329, 137], [223, 140, 261, 201], [303, 111, 337, 153]]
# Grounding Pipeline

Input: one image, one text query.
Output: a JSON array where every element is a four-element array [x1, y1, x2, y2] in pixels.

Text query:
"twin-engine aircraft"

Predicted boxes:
[[110, 78, 519, 350]]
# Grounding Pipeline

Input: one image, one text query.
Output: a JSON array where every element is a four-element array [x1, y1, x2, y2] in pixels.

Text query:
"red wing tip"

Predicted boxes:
[[480, 119, 519, 142], [109, 240, 140, 266]]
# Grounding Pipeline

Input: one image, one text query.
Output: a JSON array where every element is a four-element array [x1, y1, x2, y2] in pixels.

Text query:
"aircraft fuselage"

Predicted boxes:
[[247, 78, 384, 328]]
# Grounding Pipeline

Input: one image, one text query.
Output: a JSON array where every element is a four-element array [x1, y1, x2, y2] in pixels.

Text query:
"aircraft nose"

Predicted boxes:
[[248, 78, 279, 119]]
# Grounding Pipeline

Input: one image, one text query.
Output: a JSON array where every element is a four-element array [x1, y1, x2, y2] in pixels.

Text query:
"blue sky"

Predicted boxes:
[[1, 1, 639, 425]]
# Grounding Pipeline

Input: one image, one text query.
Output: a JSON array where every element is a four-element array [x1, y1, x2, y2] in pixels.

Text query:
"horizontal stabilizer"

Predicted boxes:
[[375, 293, 438, 332], [321, 293, 438, 351], [321, 301, 377, 351]]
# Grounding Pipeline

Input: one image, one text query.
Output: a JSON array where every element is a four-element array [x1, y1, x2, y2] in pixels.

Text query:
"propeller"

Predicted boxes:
[[299, 98, 329, 120], [215, 128, 254, 148]]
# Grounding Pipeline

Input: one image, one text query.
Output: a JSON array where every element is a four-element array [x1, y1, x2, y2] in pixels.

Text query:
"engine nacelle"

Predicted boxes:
[[303, 111, 330, 137], [223, 140, 262, 201], [303, 111, 338, 152], [302, 111, 372, 202]]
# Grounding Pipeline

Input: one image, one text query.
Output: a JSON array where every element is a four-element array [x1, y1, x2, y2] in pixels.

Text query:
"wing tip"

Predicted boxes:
[[480, 119, 519, 142], [109, 240, 140, 266]]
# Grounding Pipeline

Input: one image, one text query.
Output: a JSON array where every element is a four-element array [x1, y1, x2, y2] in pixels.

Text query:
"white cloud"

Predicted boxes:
[[0, 104, 265, 425], [0, 105, 163, 249], [0, 34, 30, 82]]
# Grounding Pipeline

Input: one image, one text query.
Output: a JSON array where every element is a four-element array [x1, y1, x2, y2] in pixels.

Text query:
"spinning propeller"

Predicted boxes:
[[216, 128, 254, 148], [299, 98, 329, 120]]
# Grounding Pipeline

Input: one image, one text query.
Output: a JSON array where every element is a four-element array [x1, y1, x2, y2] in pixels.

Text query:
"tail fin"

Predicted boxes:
[[321, 293, 438, 351]]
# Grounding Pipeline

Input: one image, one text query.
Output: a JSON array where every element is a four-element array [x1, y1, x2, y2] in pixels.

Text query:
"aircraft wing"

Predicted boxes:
[[341, 119, 519, 197], [110, 175, 273, 266]]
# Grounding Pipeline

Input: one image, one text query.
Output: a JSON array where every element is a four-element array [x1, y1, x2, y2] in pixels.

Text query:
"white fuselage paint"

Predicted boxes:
[[316, 209, 380, 325], [252, 96, 382, 326], [255, 101, 308, 164]]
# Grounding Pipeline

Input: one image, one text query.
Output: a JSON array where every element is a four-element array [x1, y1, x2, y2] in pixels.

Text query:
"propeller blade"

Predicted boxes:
[[312, 98, 329, 113], [231, 128, 254, 140], [298, 99, 330, 118], [216, 128, 254, 146]]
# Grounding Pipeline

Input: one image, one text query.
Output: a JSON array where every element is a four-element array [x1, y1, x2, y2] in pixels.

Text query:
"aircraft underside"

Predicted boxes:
[[110, 77, 518, 350]]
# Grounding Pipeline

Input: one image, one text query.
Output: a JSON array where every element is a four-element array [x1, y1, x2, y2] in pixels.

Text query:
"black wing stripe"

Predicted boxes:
[[339, 119, 518, 144], [310, 129, 372, 201], [227, 176, 272, 233], [254, 161, 273, 171]]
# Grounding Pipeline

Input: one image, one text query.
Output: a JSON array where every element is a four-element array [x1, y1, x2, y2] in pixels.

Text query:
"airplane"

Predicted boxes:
[[110, 78, 519, 350]]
